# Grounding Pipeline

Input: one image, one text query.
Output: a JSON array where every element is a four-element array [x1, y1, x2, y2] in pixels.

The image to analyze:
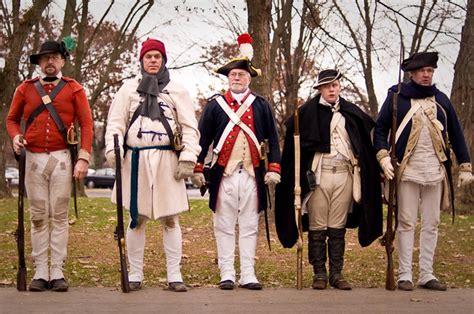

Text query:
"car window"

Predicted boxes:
[[95, 169, 106, 176]]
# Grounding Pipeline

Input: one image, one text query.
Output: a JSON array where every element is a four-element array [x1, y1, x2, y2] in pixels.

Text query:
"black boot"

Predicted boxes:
[[328, 228, 351, 290], [308, 230, 328, 289]]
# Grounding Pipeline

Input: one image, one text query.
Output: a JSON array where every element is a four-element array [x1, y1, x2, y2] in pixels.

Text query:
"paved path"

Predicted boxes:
[[1, 287, 472, 313]]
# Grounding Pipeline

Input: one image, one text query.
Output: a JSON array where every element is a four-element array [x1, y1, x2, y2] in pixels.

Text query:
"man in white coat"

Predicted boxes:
[[105, 38, 201, 292]]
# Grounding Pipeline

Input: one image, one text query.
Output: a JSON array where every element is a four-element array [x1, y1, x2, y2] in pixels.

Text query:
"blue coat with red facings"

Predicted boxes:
[[196, 92, 281, 212]]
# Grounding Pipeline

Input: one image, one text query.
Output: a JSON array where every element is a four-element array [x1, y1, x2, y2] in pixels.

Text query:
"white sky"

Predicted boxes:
[[15, 0, 466, 105]]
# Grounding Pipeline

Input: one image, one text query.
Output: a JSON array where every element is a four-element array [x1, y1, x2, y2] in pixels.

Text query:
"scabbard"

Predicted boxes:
[[70, 145, 78, 219], [264, 185, 272, 251]]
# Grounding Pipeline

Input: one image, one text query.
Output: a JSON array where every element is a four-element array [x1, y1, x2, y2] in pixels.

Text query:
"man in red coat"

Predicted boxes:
[[192, 34, 281, 290], [6, 40, 93, 292]]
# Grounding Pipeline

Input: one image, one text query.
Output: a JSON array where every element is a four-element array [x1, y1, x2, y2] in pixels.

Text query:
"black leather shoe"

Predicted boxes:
[[168, 282, 187, 292], [50, 278, 69, 292], [240, 282, 262, 290], [29, 279, 49, 292], [398, 280, 414, 291], [419, 279, 447, 291], [219, 280, 235, 290], [129, 281, 142, 291]]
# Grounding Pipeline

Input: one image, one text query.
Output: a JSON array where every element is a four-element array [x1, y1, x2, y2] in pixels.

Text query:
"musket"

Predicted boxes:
[[381, 46, 404, 291], [113, 134, 130, 293], [16, 146, 27, 291], [294, 103, 303, 290], [260, 140, 272, 251]]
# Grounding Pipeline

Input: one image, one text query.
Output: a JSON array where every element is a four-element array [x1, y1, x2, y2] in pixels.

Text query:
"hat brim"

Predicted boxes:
[[401, 52, 438, 72], [216, 58, 261, 77], [313, 72, 342, 89], [29, 49, 66, 65]]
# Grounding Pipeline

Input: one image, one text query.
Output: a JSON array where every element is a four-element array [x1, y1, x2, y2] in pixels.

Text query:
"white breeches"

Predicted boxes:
[[214, 166, 259, 285], [397, 180, 442, 285], [25, 150, 72, 281]]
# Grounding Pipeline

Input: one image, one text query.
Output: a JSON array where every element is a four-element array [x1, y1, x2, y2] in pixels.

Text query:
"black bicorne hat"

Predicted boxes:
[[313, 69, 342, 89], [30, 40, 70, 65], [216, 58, 261, 77], [401, 52, 438, 72]]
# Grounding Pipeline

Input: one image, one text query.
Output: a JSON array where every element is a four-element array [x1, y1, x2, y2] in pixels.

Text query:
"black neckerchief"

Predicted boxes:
[[136, 61, 170, 121], [43, 76, 59, 82], [392, 80, 439, 99]]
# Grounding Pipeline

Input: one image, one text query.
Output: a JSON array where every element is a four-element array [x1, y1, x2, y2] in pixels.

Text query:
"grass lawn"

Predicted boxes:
[[0, 197, 472, 289]]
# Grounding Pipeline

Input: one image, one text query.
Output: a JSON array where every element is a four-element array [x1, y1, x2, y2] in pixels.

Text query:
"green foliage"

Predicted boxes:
[[62, 36, 77, 52], [0, 197, 472, 289]]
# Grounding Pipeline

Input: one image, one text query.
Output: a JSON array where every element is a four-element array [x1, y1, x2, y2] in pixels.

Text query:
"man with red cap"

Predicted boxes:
[[375, 51, 473, 291], [191, 33, 281, 290], [7, 40, 93, 292], [105, 38, 200, 292]]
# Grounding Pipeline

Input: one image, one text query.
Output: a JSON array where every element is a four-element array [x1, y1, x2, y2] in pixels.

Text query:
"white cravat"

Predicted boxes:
[[231, 89, 250, 104]]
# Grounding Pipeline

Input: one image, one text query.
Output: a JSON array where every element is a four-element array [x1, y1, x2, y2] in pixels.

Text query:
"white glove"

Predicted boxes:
[[264, 171, 281, 185], [380, 156, 394, 180], [192, 173, 206, 188], [457, 171, 473, 188], [174, 161, 195, 180], [105, 148, 123, 168]]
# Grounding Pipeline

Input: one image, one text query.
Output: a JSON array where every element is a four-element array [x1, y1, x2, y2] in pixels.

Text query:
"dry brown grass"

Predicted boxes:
[[0, 197, 472, 289]]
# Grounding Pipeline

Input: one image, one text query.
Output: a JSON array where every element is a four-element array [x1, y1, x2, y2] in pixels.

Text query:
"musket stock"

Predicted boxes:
[[16, 148, 27, 291], [114, 134, 130, 293], [383, 47, 404, 291], [294, 108, 303, 290]]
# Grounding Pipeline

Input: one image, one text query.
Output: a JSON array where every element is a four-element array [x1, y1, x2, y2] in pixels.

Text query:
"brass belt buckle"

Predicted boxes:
[[332, 166, 337, 173]]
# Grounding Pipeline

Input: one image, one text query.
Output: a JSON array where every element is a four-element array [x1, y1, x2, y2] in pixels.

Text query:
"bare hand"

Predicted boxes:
[[13, 135, 27, 154], [74, 159, 89, 180]]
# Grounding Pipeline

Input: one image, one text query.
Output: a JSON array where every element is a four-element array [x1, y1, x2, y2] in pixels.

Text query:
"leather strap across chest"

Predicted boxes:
[[26, 79, 68, 143]]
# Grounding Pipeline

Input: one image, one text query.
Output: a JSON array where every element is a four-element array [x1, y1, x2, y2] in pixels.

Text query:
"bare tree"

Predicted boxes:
[[0, 0, 51, 197], [451, 0, 473, 210], [247, 0, 272, 102]]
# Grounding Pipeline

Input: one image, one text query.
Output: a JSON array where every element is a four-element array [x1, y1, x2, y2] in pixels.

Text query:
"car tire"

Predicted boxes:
[[86, 180, 95, 189]]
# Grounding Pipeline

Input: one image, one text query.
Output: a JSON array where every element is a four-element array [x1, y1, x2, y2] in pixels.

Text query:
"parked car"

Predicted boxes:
[[185, 177, 197, 189], [5, 166, 19, 187], [84, 168, 115, 189]]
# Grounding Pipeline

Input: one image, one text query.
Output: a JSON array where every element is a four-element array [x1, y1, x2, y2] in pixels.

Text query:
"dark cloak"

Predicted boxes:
[[275, 94, 383, 248]]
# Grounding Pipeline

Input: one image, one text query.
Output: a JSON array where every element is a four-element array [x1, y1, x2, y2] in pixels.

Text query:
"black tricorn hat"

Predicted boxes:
[[216, 57, 261, 77], [313, 69, 342, 89], [401, 52, 438, 72], [30, 40, 70, 65]]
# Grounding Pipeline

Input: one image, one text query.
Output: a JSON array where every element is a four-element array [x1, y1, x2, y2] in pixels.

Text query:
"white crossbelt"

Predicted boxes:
[[395, 97, 445, 144], [214, 94, 261, 156]]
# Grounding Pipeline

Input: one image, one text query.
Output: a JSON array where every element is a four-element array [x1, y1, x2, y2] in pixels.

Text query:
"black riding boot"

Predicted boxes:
[[328, 228, 351, 290], [308, 230, 328, 289]]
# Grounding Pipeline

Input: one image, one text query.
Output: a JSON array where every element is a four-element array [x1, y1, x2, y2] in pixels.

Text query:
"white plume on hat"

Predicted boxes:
[[237, 33, 253, 60]]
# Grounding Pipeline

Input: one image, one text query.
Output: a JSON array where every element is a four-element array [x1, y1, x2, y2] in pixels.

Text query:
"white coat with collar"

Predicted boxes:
[[105, 75, 201, 219]]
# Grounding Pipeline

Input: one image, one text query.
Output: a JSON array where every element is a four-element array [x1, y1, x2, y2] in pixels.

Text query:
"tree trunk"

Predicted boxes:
[[0, 0, 51, 198], [247, 0, 272, 104], [60, 0, 76, 76], [450, 0, 474, 212]]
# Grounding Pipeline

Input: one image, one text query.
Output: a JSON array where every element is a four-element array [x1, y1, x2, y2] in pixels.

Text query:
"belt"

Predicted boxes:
[[321, 161, 351, 174], [127, 145, 172, 229]]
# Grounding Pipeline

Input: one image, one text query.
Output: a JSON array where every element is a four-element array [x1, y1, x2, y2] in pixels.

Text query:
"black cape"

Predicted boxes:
[[275, 95, 383, 248]]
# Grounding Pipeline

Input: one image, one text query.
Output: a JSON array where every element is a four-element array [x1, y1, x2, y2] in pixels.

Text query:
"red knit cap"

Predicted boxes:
[[139, 38, 167, 63]]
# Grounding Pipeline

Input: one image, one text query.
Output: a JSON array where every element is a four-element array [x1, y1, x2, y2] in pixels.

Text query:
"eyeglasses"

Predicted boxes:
[[229, 72, 249, 78], [39, 54, 62, 62]]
